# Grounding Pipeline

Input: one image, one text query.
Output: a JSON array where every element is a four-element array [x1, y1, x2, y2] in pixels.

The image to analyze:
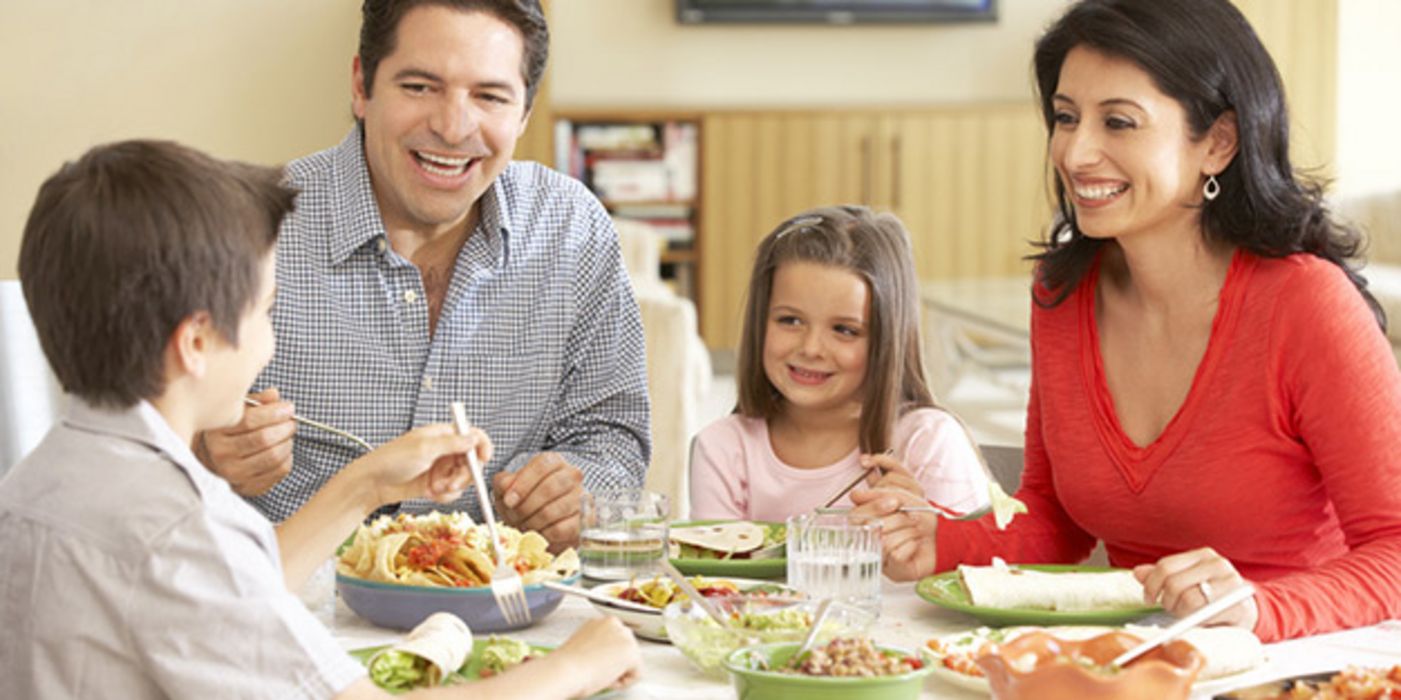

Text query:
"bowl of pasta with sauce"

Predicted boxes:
[[335, 512, 580, 632]]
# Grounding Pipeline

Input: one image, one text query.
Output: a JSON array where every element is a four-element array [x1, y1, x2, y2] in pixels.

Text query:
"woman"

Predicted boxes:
[[855, 0, 1401, 642]]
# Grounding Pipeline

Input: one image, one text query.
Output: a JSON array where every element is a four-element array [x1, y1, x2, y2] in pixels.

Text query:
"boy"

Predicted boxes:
[[0, 140, 639, 698]]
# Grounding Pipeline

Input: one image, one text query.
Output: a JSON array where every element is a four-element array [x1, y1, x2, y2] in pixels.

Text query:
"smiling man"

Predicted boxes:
[[200, 0, 650, 549]]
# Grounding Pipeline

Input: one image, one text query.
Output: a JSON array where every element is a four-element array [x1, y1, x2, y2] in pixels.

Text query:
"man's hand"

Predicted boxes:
[[199, 387, 295, 496], [348, 424, 491, 508], [492, 452, 584, 551]]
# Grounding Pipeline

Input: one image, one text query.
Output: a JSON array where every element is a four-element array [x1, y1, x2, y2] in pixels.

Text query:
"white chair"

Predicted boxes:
[[0, 280, 64, 475], [613, 219, 712, 520]]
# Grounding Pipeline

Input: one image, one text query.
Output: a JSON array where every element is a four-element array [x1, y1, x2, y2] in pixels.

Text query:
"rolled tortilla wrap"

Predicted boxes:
[[959, 562, 1146, 611], [368, 612, 473, 687]]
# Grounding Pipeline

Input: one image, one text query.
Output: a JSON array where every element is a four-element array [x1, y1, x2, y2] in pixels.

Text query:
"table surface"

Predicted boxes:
[[329, 578, 1401, 699]]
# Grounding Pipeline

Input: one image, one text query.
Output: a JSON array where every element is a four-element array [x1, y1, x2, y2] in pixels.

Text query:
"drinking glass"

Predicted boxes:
[[579, 489, 670, 580], [786, 512, 882, 615], [297, 557, 338, 627]]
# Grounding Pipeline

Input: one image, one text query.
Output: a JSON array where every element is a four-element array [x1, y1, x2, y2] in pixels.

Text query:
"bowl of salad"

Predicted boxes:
[[724, 637, 933, 700], [664, 597, 873, 678]]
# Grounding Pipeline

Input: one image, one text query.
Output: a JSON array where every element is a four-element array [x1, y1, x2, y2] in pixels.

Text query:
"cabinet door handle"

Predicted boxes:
[[890, 134, 902, 210], [861, 135, 873, 205]]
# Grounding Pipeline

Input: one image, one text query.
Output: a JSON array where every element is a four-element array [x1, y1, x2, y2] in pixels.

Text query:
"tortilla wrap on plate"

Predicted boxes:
[[958, 561, 1146, 611], [368, 612, 473, 687], [670, 522, 769, 557]]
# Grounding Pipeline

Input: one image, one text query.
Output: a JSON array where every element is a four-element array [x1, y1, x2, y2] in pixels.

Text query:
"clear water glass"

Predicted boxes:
[[786, 512, 882, 616], [579, 489, 670, 580]]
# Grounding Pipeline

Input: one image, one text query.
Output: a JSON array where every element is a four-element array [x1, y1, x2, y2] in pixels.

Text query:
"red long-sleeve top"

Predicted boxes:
[[937, 251, 1401, 642]]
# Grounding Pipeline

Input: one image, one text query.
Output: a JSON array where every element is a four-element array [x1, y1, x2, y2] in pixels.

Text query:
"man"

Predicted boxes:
[[201, 0, 650, 549]]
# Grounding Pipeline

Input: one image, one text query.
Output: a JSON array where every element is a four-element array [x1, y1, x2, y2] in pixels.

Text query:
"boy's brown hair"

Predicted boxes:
[[18, 140, 295, 409], [735, 205, 936, 453]]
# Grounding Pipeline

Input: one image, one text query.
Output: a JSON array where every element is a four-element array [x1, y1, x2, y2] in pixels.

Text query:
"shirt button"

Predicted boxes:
[[422, 376, 433, 391], [376, 238, 388, 254], [404, 290, 418, 304]]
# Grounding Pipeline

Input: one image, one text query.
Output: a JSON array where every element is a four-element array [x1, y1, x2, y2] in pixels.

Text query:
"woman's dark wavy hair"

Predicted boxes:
[[1030, 0, 1383, 330]]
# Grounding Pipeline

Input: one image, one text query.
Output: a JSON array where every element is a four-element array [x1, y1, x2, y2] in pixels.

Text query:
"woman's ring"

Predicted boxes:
[[1197, 580, 1214, 603]]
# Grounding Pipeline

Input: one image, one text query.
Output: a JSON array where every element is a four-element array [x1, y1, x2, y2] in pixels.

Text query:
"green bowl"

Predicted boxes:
[[723, 642, 933, 700]]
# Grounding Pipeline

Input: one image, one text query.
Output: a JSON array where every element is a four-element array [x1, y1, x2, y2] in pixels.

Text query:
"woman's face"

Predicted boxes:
[[1049, 45, 1222, 242]]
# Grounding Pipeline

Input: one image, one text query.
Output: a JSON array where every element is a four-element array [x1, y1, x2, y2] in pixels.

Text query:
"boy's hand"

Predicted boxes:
[[350, 424, 492, 508], [199, 387, 295, 496], [549, 616, 642, 696], [492, 452, 584, 551], [850, 487, 940, 582]]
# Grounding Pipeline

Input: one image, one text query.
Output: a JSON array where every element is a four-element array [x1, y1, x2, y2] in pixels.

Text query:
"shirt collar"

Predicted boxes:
[[326, 124, 513, 270], [62, 399, 226, 501]]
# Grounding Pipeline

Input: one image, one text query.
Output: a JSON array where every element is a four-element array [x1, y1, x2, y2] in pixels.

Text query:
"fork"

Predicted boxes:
[[450, 402, 532, 628], [242, 396, 373, 451]]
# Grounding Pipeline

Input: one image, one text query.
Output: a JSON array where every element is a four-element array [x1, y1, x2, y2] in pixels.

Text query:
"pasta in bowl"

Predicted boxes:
[[336, 512, 580, 631]]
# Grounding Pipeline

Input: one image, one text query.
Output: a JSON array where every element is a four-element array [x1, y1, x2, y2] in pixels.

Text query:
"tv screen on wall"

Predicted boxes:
[[676, 0, 996, 24]]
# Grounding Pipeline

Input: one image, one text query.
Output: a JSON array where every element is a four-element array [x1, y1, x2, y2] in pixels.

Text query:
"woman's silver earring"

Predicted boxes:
[[1203, 174, 1221, 201]]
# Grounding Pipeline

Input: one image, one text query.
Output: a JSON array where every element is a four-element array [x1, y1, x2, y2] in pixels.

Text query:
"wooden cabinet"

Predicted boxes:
[[700, 105, 1048, 350]]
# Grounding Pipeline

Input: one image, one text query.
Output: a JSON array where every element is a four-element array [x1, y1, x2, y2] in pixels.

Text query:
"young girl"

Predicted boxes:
[[689, 205, 990, 521]]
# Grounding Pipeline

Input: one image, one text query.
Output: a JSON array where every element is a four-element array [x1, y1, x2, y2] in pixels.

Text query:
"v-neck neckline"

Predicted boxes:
[[1079, 248, 1253, 493]]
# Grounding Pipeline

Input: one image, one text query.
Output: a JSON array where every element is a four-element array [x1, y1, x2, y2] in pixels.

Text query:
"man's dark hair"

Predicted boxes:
[[359, 0, 549, 109], [18, 140, 295, 408]]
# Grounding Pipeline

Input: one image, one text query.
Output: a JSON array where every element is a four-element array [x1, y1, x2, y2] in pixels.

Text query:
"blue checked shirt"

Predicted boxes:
[[249, 126, 650, 523]]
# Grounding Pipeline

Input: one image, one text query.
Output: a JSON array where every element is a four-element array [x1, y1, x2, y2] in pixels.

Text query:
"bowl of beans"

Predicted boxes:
[[723, 637, 933, 700]]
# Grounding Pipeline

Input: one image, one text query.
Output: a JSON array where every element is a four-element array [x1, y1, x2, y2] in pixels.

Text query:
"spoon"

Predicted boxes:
[[1111, 584, 1256, 668], [658, 559, 731, 629], [787, 599, 834, 669]]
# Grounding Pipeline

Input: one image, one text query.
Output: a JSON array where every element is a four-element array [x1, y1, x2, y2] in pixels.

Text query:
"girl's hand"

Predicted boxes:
[[849, 487, 939, 582], [348, 424, 493, 508], [1134, 547, 1258, 630], [859, 452, 925, 498]]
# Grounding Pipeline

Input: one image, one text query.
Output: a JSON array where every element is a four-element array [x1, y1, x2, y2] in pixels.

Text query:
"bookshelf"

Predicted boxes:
[[553, 111, 703, 312]]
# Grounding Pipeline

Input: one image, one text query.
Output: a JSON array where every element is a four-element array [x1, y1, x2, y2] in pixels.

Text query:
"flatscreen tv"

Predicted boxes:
[[676, 0, 997, 25]]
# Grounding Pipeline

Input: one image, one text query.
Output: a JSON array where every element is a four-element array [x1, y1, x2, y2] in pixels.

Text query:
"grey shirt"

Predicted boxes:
[[0, 400, 365, 699]]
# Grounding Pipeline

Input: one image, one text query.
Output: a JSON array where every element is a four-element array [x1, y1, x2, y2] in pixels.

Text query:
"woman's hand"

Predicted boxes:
[[1134, 547, 1258, 630], [347, 424, 493, 508], [850, 487, 940, 582]]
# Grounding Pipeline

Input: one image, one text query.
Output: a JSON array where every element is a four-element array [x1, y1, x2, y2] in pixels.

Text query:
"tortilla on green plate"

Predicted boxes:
[[916, 564, 1163, 626], [667, 519, 786, 578], [350, 638, 618, 697]]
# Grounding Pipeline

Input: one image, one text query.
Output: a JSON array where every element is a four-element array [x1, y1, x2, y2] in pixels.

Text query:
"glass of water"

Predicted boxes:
[[786, 512, 882, 615], [579, 489, 670, 580]]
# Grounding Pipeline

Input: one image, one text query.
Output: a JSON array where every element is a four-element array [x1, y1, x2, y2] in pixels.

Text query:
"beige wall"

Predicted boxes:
[[1337, 0, 1401, 198], [551, 0, 1070, 108], [0, 1, 361, 279]]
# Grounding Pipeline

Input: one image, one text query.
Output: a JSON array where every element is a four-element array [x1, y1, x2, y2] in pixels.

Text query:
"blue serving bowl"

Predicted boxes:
[[337, 572, 578, 632]]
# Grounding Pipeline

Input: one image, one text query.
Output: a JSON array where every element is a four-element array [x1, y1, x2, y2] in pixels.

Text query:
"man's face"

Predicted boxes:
[[352, 6, 531, 237]]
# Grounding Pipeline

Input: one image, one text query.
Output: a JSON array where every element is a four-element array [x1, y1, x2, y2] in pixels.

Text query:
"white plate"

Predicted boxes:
[[924, 624, 1267, 695], [586, 577, 801, 642]]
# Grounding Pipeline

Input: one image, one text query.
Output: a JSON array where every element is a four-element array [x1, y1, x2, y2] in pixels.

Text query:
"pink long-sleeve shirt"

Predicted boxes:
[[937, 251, 1401, 642], [690, 407, 989, 522]]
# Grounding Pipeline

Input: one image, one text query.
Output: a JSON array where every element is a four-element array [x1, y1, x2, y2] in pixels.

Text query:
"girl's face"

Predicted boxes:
[[1049, 45, 1221, 242], [763, 260, 871, 416]]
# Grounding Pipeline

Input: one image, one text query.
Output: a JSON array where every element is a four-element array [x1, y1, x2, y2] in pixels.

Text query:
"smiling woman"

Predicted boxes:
[[886, 0, 1401, 645]]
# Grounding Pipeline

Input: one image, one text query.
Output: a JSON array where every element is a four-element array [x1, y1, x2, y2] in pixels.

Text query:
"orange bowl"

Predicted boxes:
[[975, 630, 1205, 700]]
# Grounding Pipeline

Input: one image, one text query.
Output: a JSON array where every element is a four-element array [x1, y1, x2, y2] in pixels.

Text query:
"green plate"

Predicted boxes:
[[915, 564, 1162, 626], [668, 519, 787, 579]]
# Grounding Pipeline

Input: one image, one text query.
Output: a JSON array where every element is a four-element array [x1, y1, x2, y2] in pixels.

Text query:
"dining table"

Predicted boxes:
[[327, 577, 1401, 699]]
